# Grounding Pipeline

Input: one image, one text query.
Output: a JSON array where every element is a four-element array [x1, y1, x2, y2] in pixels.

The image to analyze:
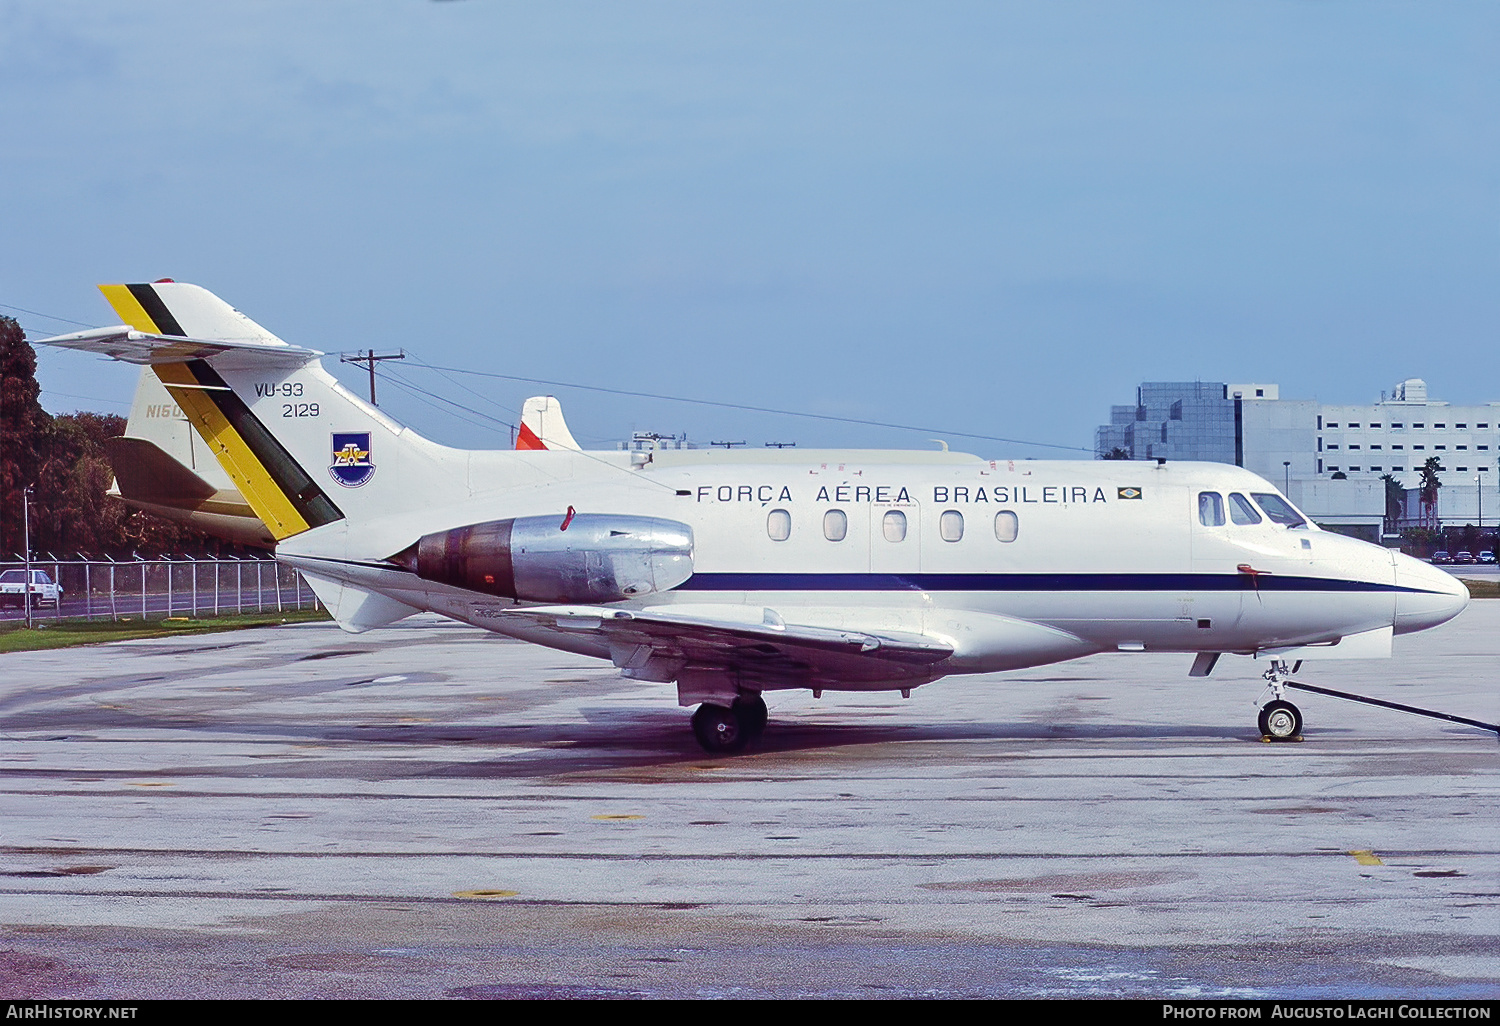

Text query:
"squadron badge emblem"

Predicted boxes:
[[330, 432, 376, 487]]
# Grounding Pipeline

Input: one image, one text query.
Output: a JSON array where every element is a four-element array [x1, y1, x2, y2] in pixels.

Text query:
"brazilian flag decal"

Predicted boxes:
[[1118, 487, 1143, 500]]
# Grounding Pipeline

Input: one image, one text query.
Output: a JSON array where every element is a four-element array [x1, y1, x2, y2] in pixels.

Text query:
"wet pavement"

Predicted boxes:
[[0, 603, 1495, 998]]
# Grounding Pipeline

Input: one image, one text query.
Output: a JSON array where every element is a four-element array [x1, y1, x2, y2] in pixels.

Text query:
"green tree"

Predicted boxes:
[[1098, 446, 1132, 460], [1, 318, 246, 557], [1380, 473, 1404, 531], [1419, 456, 1443, 529], [0, 316, 46, 557]]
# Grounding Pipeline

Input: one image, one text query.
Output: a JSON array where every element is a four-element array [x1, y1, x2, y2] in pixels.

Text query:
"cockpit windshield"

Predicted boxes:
[[1250, 493, 1307, 528]]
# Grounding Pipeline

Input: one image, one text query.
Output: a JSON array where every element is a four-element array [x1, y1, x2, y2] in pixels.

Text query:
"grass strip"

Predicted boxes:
[[1461, 577, 1500, 599], [0, 608, 332, 653]]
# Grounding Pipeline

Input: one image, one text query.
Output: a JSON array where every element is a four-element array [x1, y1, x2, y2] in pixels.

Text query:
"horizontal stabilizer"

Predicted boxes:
[[35, 325, 318, 366], [106, 437, 217, 505]]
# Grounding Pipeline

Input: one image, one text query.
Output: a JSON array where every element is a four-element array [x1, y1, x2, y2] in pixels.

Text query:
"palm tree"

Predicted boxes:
[[1380, 473, 1404, 532], [1419, 456, 1443, 529]]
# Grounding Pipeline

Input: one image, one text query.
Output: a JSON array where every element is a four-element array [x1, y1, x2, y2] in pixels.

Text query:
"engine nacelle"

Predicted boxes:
[[392, 513, 694, 604]]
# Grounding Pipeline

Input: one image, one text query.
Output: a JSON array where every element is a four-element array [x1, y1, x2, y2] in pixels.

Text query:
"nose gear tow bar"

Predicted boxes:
[[1257, 659, 1500, 743], [1282, 678, 1500, 742]]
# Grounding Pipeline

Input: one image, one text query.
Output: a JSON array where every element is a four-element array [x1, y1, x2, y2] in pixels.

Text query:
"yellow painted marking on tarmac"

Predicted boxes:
[[127, 782, 174, 788], [398, 717, 433, 723], [453, 890, 520, 899], [591, 814, 645, 821], [1349, 850, 1384, 866], [98, 284, 160, 333], [152, 362, 310, 540]]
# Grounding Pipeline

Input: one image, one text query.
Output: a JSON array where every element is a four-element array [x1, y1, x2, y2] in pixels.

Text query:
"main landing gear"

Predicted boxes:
[[691, 693, 768, 754], [1257, 660, 1303, 742]]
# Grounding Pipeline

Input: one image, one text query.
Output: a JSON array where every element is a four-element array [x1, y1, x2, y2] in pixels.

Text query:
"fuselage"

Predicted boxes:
[[280, 447, 1469, 690]]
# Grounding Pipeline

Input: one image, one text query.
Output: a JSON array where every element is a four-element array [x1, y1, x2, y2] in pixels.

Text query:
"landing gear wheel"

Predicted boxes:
[[1258, 699, 1303, 741], [692, 703, 748, 754], [733, 694, 768, 739]]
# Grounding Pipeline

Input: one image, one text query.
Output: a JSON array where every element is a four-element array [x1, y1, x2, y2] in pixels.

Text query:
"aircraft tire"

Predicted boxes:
[[692, 703, 748, 754], [733, 694, 768, 739], [1258, 700, 1302, 741]]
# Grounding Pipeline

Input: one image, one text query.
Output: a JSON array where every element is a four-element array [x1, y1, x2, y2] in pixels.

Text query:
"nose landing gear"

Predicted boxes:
[[1258, 699, 1303, 740], [1258, 660, 1303, 742]]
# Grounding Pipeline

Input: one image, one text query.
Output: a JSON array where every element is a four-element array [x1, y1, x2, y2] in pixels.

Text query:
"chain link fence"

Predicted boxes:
[[0, 557, 318, 622]]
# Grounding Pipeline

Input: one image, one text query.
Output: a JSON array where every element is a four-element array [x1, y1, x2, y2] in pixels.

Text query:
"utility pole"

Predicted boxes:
[[1283, 461, 1291, 494], [22, 485, 32, 630], [340, 349, 405, 406]]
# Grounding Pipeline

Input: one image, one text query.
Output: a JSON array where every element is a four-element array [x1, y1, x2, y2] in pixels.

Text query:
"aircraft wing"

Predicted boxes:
[[36, 325, 319, 366], [499, 604, 953, 687]]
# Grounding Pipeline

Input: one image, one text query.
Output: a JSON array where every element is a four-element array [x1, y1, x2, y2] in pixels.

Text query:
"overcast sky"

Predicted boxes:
[[3, 1, 1496, 457]]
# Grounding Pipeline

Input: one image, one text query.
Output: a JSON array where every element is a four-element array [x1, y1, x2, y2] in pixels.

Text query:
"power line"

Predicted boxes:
[[9, 299, 1090, 453], [405, 356, 1093, 453], [0, 303, 99, 329]]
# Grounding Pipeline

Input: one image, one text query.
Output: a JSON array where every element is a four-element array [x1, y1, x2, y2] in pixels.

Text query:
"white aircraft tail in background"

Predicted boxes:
[[516, 395, 581, 451]]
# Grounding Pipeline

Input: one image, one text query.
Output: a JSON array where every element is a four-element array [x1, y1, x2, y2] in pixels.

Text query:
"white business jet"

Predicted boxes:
[[40, 282, 1469, 753]]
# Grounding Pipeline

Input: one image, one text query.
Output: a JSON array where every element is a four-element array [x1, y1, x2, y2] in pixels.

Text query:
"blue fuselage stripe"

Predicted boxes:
[[677, 573, 1425, 594]]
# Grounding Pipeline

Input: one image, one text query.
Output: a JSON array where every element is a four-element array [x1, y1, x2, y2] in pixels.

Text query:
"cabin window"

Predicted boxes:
[[1198, 492, 1225, 527], [994, 510, 1019, 542], [881, 510, 907, 543], [1251, 493, 1307, 528], [823, 509, 848, 542], [1228, 493, 1262, 525], [767, 509, 791, 542], [939, 510, 964, 542]]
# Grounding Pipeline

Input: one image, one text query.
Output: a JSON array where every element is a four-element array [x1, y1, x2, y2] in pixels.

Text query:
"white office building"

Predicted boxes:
[[1097, 378, 1500, 538]]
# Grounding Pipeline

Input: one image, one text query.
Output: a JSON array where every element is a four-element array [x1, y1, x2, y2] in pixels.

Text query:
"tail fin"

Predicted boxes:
[[99, 280, 286, 344], [40, 282, 478, 542], [105, 369, 273, 547], [515, 395, 582, 451]]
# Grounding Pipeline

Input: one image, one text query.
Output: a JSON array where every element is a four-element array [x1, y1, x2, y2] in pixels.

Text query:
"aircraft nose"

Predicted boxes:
[[1391, 551, 1470, 635]]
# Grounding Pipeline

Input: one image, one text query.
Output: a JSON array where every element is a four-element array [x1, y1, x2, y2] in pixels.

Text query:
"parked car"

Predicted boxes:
[[1431, 551, 1452, 564], [1454, 551, 1476, 565], [1480, 551, 1497, 565], [0, 569, 64, 609]]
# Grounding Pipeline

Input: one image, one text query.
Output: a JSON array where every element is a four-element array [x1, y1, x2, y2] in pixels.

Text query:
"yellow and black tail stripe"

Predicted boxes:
[[153, 360, 342, 541], [99, 283, 187, 336]]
